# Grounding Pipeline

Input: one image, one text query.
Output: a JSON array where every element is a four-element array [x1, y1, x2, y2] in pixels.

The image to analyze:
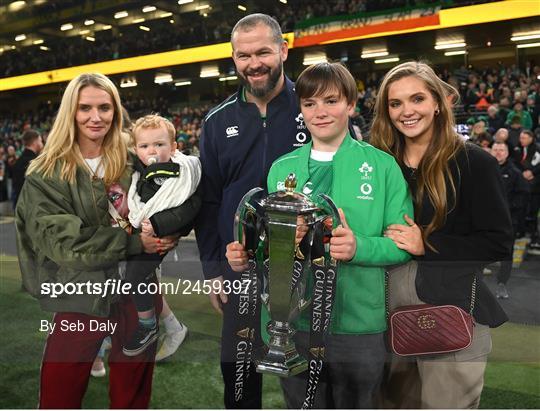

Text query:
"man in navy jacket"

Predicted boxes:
[[195, 14, 311, 408]]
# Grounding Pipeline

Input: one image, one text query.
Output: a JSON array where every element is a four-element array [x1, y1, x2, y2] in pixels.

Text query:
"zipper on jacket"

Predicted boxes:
[[89, 174, 101, 223], [261, 119, 268, 185]]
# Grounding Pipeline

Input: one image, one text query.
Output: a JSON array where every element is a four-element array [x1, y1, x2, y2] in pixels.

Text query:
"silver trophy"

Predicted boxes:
[[234, 174, 341, 377]]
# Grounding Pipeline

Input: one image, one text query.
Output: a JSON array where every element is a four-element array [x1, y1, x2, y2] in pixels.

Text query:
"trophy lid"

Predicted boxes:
[[261, 173, 319, 214]]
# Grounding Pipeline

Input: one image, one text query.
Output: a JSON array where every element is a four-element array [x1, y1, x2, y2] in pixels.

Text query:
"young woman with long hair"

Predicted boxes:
[[16, 73, 177, 408], [370, 61, 513, 409]]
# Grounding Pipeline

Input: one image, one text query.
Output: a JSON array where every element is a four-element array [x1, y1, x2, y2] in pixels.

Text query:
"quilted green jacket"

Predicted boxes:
[[15, 158, 142, 317]]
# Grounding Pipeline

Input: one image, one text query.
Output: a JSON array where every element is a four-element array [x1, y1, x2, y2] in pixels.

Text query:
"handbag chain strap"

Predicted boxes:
[[469, 276, 477, 315]]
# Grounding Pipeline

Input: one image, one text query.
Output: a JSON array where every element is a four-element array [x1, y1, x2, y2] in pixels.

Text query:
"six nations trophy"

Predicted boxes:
[[233, 173, 341, 381]]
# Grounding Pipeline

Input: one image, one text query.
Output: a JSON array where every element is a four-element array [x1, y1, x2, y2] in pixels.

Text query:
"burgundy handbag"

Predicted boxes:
[[386, 276, 477, 356]]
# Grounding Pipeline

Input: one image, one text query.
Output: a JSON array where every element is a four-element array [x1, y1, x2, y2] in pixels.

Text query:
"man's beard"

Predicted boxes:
[[238, 62, 283, 98]]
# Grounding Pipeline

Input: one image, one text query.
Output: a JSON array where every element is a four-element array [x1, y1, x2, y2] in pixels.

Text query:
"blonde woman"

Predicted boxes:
[[370, 62, 513, 408], [16, 73, 177, 408]]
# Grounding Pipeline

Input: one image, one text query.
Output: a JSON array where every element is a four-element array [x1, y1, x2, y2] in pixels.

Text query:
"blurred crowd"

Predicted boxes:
[[2, 60, 540, 244], [1, 0, 492, 78]]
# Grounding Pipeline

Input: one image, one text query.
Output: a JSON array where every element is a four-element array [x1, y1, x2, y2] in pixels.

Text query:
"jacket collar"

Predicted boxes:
[[291, 133, 355, 186], [295, 132, 355, 165]]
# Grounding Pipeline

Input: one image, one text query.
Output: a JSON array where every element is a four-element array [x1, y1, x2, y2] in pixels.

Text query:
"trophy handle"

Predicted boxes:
[[317, 193, 342, 229], [234, 187, 265, 244]]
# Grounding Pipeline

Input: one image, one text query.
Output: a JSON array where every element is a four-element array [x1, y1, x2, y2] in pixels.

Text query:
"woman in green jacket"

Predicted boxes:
[[15, 73, 177, 408]]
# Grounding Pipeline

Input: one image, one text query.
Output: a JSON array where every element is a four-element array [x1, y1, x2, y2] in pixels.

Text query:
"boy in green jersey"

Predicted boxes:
[[226, 62, 413, 408]]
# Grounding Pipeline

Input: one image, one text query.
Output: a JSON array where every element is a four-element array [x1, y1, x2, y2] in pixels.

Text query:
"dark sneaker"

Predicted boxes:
[[123, 323, 159, 357], [496, 283, 509, 299]]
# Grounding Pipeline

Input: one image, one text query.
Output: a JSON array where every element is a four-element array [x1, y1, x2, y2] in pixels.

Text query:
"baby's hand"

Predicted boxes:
[[141, 219, 155, 236]]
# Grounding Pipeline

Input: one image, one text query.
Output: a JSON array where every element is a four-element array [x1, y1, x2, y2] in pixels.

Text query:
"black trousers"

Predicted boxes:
[[280, 331, 386, 409], [220, 271, 263, 409], [125, 253, 163, 312]]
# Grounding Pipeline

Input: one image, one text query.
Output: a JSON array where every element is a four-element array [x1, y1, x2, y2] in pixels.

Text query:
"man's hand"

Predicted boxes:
[[226, 241, 249, 272], [329, 209, 357, 261], [209, 275, 228, 315], [523, 170, 534, 181]]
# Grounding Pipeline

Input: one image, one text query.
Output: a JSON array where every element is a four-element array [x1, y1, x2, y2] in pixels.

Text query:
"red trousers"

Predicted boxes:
[[39, 295, 162, 409]]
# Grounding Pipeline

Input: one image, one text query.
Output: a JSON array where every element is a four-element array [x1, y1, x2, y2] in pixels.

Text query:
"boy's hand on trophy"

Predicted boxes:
[[296, 215, 309, 245], [329, 208, 356, 262], [226, 241, 249, 272]]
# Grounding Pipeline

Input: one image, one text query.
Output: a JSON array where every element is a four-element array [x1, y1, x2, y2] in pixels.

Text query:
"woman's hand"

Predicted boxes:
[[141, 219, 155, 236], [140, 233, 178, 255], [330, 209, 357, 262], [226, 241, 249, 272], [384, 214, 425, 256]]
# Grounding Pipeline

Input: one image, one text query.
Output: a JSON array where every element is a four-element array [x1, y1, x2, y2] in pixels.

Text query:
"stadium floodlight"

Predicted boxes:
[[238, 5, 247, 11], [219, 76, 238, 82], [8, 1, 26, 11], [142, 6, 156, 13], [139, 26, 150, 31], [155, 73, 173, 84], [102, 25, 112, 30], [33, 39, 44, 45], [361, 50, 388, 58], [84, 19, 95, 26], [15, 34, 26, 41], [175, 81, 192, 86], [444, 50, 467, 56], [79, 29, 90, 35], [133, 18, 145, 23], [434, 42, 466, 50], [374, 57, 400, 64], [121, 77, 138, 88], [60, 23, 73, 31], [200, 64, 220, 78], [160, 12, 173, 17], [280, 0, 287, 3], [39, 46, 50, 51], [114, 11, 129, 19], [303, 51, 327, 65], [178, 0, 194, 4], [196, 4, 210, 10], [517, 42, 540, 49], [85, 36, 95, 42], [511, 32, 540, 42]]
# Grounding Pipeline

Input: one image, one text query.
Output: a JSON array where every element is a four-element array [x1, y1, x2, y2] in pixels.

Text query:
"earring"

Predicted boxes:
[[435, 109, 440, 115]]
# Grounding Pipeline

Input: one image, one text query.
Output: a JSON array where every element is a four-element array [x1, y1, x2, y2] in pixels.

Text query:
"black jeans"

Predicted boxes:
[[125, 253, 163, 312], [280, 331, 386, 409], [220, 270, 263, 409]]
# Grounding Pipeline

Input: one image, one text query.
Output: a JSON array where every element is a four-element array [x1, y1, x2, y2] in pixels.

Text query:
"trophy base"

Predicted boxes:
[[254, 346, 308, 377]]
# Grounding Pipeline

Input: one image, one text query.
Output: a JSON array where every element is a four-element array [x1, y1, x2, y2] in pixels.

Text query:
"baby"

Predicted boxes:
[[123, 114, 201, 356]]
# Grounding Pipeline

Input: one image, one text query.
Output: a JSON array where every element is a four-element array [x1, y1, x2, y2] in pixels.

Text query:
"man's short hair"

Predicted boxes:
[[295, 62, 358, 105], [21, 129, 40, 147], [132, 114, 176, 144], [492, 141, 509, 151], [231, 13, 283, 47], [521, 129, 534, 139]]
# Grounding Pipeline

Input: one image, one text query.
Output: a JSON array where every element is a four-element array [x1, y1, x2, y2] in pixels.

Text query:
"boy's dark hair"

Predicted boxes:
[[21, 129, 40, 147], [295, 62, 358, 105]]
